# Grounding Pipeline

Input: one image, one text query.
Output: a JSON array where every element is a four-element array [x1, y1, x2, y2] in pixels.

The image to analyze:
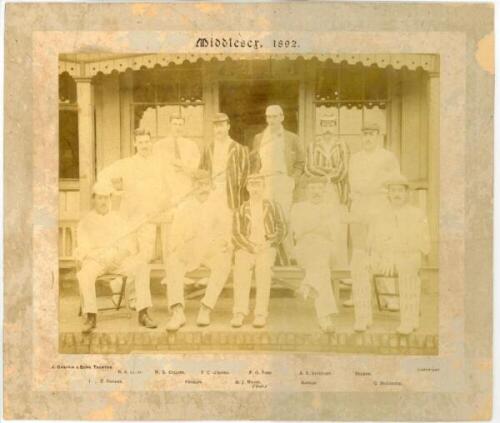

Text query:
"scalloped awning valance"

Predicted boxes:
[[59, 53, 439, 78]]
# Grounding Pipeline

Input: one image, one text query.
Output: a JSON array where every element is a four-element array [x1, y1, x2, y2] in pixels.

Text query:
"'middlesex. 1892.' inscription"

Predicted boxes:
[[195, 37, 299, 49]]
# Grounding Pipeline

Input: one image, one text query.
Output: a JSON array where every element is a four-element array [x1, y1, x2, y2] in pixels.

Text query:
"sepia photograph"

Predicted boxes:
[[4, 1, 494, 419], [58, 53, 440, 355]]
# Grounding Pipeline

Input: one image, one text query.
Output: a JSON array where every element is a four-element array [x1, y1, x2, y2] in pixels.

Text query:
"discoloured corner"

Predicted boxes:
[[131, 3, 160, 17], [475, 32, 494, 75], [195, 3, 225, 13], [87, 404, 115, 420], [3, 2, 494, 420]]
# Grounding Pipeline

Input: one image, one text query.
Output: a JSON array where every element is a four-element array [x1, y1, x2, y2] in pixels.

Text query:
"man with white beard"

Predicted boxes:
[[367, 174, 430, 335], [164, 170, 233, 331], [348, 123, 400, 332]]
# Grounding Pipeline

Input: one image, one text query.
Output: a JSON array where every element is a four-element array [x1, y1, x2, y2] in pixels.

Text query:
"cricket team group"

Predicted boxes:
[[75, 104, 430, 336]]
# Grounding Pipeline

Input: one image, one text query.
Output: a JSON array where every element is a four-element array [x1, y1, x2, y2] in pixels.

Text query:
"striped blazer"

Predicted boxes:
[[199, 139, 249, 210], [233, 199, 287, 254], [305, 140, 350, 205]]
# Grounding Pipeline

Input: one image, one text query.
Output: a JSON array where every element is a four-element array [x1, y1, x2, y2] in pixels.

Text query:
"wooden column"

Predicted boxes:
[[120, 71, 133, 157], [387, 68, 402, 158], [303, 60, 316, 146], [202, 62, 221, 149], [427, 71, 440, 267], [75, 77, 95, 213], [99, 74, 121, 166], [400, 69, 422, 181], [297, 60, 307, 145]]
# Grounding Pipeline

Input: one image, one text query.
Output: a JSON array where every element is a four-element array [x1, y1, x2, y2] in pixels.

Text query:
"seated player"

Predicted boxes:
[[367, 174, 430, 335], [76, 180, 157, 334], [164, 170, 233, 331], [291, 176, 340, 333], [231, 173, 287, 329]]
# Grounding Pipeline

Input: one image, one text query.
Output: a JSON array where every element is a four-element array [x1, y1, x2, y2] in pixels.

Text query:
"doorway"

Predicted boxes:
[[219, 80, 300, 147]]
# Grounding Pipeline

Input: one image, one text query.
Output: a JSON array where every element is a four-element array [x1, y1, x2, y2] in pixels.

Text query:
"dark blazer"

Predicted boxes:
[[250, 129, 305, 182]]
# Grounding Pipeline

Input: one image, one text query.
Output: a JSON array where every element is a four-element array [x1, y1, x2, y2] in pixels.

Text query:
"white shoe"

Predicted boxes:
[[340, 278, 353, 286], [252, 315, 267, 328], [166, 307, 186, 332], [343, 299, 354, 307], [183, 277, 195, 286], [196, 277, 209, 287], [196, 305, 211, 326], [354, 322, 368, 332], [396, 324, 414, 335], [231, 313, 245, 328], [318, 316, 335, 333], [386, 298, 400, 311]]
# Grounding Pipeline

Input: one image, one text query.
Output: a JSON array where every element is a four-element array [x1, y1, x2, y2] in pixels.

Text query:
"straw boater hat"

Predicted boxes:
[[212, 112, 229, 123], [92, 180, 114, 196], [320, 112, 337, 127], [361, 122, 380, 133], [385, 173, 410, 188]]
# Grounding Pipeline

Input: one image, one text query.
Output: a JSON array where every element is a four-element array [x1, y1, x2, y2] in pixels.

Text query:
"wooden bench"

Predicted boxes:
[[58, 220, 353, 302]]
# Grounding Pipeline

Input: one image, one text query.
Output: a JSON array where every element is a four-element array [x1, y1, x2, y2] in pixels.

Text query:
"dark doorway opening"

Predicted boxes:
[[219, 80, 299, 147]]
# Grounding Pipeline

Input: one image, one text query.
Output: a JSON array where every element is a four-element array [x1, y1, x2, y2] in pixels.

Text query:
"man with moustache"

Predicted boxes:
[[99, 129, 169, 264], [367, 174, 430, 335], [305, 113, 349, 205], [76, 180, 157, 334], [291, 176, 340, 333], [348, 123, 401, 332], [200, 113, 249, 210], [164, 170, 233, 331]]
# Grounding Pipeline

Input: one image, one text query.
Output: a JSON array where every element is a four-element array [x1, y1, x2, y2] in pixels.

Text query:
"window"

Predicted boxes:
[[314, 62, 388, 153], [132, 65, 204, 143], [59, 73, 79, 179]]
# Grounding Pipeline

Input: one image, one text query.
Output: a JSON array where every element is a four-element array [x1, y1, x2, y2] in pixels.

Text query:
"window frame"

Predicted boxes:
[[130, 67, 205, 147], [313, 62, 391, 137]]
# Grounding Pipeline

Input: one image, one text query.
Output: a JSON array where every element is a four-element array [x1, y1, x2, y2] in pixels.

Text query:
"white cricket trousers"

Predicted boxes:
[[165, 250, 232, 310], [396, 256, 422, 329], [351, 248, 373, 326], [295, 237, 338, 319], [78, 257, 152, 315], [137, 223, 157, 261], [233, 247, 277, 317]]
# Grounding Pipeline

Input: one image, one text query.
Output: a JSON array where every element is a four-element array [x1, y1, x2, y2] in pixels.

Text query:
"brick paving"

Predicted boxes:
[[59, 275, 438, 355]]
